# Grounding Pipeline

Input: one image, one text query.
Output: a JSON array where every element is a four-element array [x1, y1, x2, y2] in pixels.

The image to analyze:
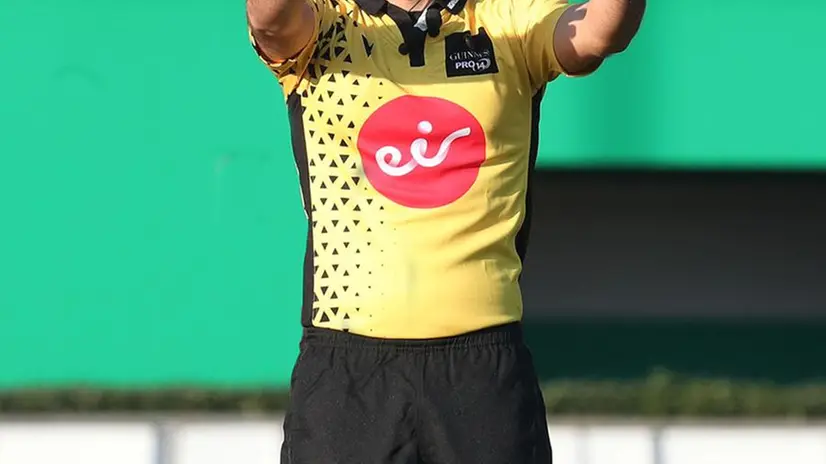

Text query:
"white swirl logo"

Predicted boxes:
[[357, 95, 486, 208], [375, 121, 472, 177]]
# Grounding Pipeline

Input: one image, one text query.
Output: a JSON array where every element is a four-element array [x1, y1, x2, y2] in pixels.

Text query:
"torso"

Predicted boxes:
[[273, 0, 548, 338]]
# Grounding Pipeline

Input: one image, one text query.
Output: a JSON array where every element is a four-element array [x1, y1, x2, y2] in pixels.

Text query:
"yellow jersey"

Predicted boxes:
[[250, 0, 573, 338]]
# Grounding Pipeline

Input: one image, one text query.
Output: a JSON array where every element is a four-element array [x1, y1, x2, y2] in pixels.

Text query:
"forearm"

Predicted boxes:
[[247, 0, 314, 60], [581, 0, 646, 56], [247, 0, 301, 30]]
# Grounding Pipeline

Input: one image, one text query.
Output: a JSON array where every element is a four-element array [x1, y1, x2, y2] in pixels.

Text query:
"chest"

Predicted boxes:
[[301, 14, 530, 143]]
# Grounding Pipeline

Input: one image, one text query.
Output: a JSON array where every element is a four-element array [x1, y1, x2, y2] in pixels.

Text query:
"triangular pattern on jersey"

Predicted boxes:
[[303, 14, 387, 330]]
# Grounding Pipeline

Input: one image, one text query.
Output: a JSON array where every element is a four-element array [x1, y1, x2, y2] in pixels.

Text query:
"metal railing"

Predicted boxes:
[[0, 416, 824, 464]]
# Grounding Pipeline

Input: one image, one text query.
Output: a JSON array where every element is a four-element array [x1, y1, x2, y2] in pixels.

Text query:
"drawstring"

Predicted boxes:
[[424, 0, 477, 39], [424, 8, 441, 37], [392, 0, 481, 58]]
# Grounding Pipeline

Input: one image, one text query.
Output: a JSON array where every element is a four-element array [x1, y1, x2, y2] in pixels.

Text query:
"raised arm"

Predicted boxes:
[[553, 0, 647, 75], [246, 0, 316, 61]]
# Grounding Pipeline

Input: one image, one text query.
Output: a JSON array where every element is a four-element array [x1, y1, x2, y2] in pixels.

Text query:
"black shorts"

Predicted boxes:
[[281, 322, 552, 464]]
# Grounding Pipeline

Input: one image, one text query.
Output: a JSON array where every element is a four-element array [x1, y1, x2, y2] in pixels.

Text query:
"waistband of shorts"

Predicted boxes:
[[300, 322, 524, 351]]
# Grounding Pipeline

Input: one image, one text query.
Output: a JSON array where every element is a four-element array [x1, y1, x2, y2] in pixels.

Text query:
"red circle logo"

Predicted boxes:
[[357, 96, 486, 209]]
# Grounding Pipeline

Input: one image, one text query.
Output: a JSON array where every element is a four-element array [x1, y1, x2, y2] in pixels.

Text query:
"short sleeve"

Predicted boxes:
[[248, 0, 331, 94], [512, 0, 578, 89]]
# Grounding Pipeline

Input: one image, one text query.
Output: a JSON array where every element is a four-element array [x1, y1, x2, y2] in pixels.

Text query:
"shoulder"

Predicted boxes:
[[473, 0, 570, 32], [303, 0, 365, 58], [472, 0, 519, 29], [308, 0, 363, 19], [470, 0, 550, 38]]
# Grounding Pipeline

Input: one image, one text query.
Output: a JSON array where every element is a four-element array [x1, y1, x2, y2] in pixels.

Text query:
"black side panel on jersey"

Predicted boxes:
[[515, 86, 546, 267], [286, 92, 315, 327]]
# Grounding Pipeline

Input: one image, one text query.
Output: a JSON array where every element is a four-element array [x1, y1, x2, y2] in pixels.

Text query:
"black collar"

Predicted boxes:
[[355, 0, 466, 16]]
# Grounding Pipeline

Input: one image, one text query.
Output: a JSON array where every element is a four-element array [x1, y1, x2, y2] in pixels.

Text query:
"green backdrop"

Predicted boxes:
[[0, 0, 823, 389], [0, 0, 305, 388], [545, 0, 825, 169]]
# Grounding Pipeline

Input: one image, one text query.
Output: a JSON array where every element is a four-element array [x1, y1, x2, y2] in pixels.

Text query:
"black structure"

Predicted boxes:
[[520, 170, 826, 383]]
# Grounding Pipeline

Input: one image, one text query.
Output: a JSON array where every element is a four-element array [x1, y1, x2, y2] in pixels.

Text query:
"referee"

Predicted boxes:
[[247, 0, 644, 460]]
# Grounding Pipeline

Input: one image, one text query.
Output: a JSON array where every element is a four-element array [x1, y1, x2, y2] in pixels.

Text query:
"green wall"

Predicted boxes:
[[0, 0, 303, 388], [524, 320, 826, 384], [1, 0, 822, 389], [543, 0, 825, 169]]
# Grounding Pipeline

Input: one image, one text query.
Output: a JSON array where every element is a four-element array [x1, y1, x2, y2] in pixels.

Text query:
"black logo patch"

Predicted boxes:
[[444, 28, 499, 78]]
